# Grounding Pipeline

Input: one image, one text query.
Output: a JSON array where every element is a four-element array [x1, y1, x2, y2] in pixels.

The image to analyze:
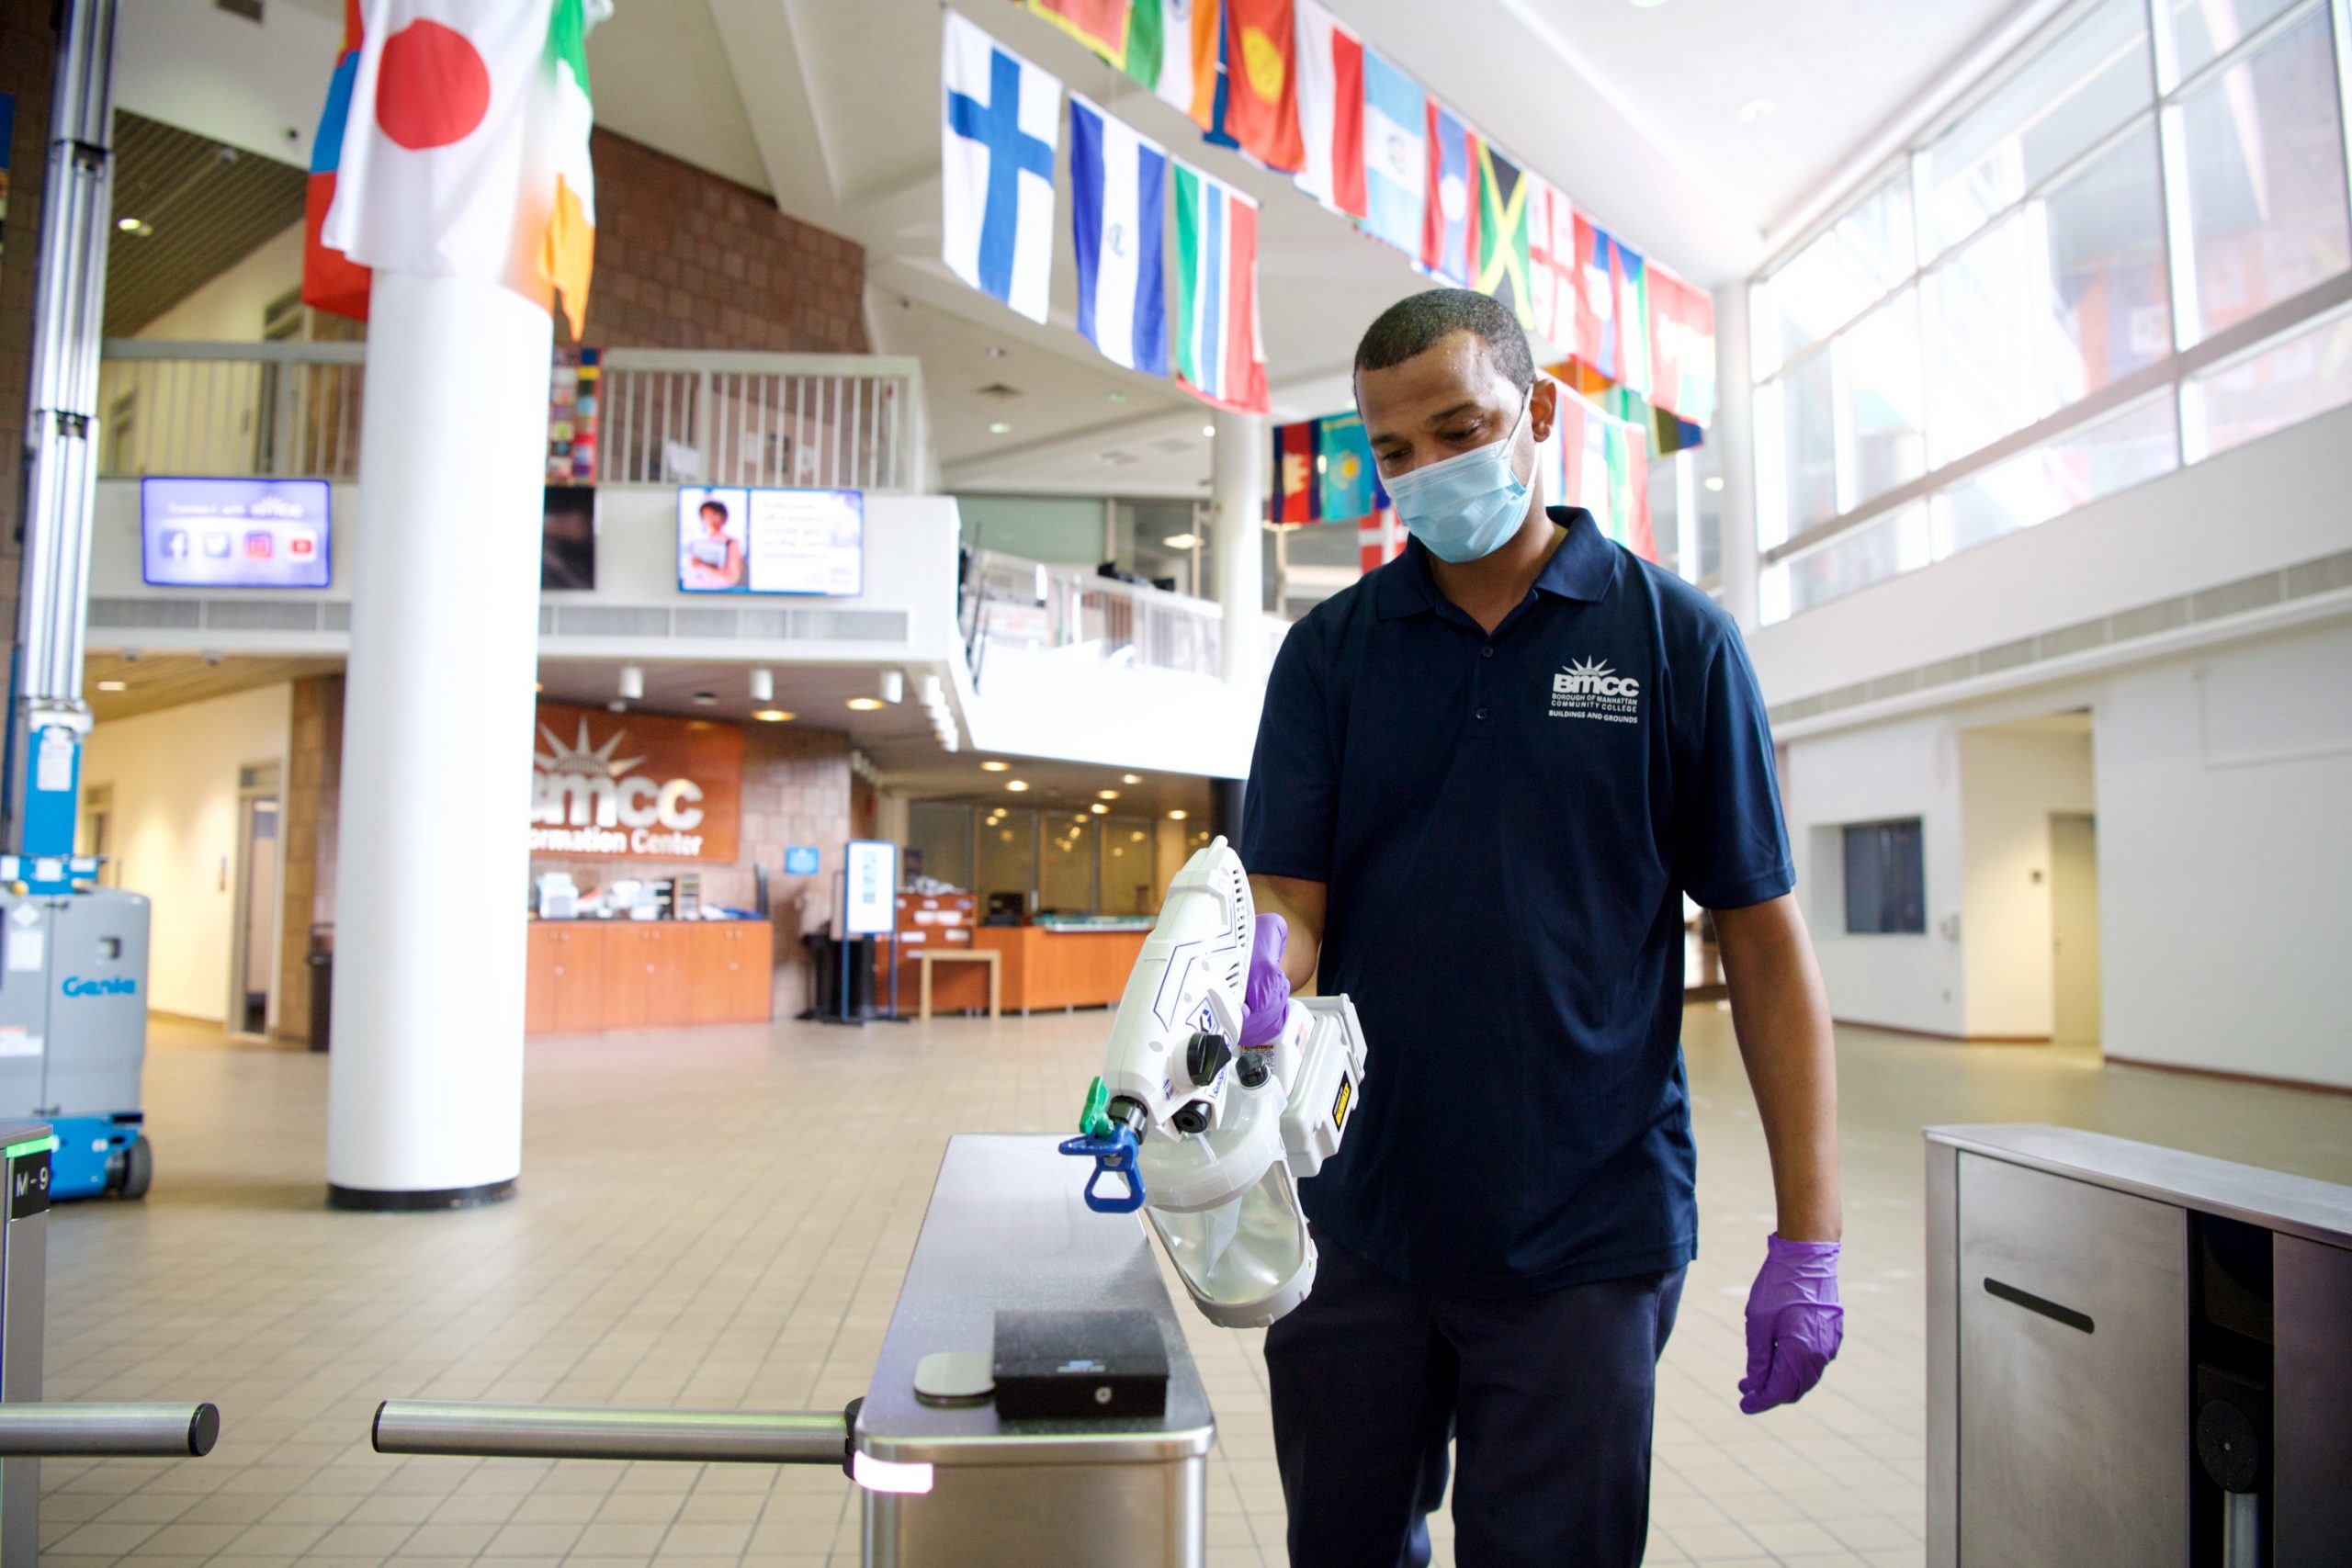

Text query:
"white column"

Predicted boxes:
[[1211, 409, 1265, 685], [1711, 282, 1762, 633], [326, 271, 551, 1208]]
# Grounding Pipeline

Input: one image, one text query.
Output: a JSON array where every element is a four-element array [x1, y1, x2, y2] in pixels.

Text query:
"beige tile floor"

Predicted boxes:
[[28, 1004, 2352, 1567]]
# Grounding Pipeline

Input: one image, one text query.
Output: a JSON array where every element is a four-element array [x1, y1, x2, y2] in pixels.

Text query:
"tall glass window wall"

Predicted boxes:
[[1750, 0, 2352, 622], [902, 803, 1199, 917]]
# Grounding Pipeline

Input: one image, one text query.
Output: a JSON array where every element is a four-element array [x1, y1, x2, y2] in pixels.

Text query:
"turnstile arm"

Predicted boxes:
[[0, 1402, 220, 1457], [373, 1399, 855, 1470]]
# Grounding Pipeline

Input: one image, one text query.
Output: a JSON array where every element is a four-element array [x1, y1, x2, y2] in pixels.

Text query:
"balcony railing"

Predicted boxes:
[[96, 341, 929, 493], [967, 549, 1288, 682]]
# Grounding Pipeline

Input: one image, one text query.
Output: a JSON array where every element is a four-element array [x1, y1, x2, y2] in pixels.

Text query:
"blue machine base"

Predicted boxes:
[[50, 1113, 144, 1201]]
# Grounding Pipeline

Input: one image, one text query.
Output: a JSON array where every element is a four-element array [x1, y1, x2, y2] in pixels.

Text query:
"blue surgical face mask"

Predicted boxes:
[[1384, 389, 1532, 564]]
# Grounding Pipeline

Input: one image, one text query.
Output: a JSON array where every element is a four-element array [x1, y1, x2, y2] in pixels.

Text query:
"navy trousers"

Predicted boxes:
[[1265, 1235, 1685, 1568]]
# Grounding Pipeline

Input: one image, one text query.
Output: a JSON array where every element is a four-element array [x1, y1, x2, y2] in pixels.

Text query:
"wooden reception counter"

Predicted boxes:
[[526, 919, 773, 1033], [886, 921, 1150, 1015]]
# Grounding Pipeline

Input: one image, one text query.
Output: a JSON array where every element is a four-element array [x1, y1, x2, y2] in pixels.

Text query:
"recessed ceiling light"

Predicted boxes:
[[1704, 476, 1725, 491], [1737, 98, 1775, 123], [1163, 533, 1199, 549], [534, 681, 544, 692], [1007, 779, 1030, 792], [752, 708, 795, 722], [988, 421, 1012, 435], [1630, 0, 1666, 7], [96, 680, 126, 692], [980, 760, 1010, 772], [1122, 773, 1142, 784], [692, 691, 718, 705], [1098, 789, 1119, 799], [847, 696, 886, 711], [1168, 809, 1188, 820], [1091, 803, 1108, 815], [1201, 424, 1216, 438], [607, 699, 628, 713], [116, 217, 152, 236]]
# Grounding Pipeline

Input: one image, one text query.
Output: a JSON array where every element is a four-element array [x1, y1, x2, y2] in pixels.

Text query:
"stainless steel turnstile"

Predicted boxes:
[[1926, 1123, 2352, 1568], [0, 1121, 220, 1565], [375, 1134, 1216, 1566]]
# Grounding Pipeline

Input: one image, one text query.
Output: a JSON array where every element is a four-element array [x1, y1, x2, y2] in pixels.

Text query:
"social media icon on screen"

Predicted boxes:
[[244, 532, 274, 560], [161, 529, 189, 559], [202, 532, 232, 558], [287, 531, 316, 558]]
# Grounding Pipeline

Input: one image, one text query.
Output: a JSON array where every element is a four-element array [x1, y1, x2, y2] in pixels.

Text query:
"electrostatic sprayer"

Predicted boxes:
[[1061, 837, 1367, 1328]]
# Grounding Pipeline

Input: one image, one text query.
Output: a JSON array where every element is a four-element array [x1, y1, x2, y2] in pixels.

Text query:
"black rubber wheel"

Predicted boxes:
[[117, 1135, 153, 1201]]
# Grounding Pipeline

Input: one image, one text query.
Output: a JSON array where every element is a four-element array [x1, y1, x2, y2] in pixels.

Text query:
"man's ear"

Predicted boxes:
[[1529, 376, 1558, 445]]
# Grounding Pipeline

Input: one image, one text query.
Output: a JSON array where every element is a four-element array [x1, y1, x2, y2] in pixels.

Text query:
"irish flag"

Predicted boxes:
[[318, 0, 595, 336]]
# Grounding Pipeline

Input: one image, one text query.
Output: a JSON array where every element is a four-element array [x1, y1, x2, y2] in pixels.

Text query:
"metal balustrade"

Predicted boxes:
[[96, 341, 928, 493], [967, 549, 1289, 681]]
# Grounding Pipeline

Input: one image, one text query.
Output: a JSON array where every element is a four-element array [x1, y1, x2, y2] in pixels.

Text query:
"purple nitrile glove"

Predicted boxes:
[[1738, 1235, 1844, 1415], [1239, 913, 1291, 1046]]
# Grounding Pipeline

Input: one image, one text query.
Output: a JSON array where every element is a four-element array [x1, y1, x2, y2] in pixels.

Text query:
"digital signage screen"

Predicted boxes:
[[542, 485, 596, 590], [677, 486, 863, 596], [141, 478, 332, 589]]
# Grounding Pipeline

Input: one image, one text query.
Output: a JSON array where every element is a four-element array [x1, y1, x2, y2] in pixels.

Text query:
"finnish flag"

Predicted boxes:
[[1068, 96, 1169, 378], [943, 12, 1060, 323]]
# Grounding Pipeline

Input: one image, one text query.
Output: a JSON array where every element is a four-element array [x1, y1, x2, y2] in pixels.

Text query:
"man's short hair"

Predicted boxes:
[[1354, 288, 1535, 392]]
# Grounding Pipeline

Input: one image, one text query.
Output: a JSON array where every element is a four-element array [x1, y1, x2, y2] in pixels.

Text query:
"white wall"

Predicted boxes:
[[1781, 618, 2352, 1087], [1782, 715, 1964, 1036], [116, 0, 335, 169], [1747, 402, 2352, 707], [2097, 622, 2352, 1089], [1956, 728, 2094, 1039], [135, 220, 304, 343], [80, 682, 293, 1024]]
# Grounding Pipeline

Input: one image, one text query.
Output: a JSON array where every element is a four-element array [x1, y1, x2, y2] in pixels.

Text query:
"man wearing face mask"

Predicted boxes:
[[1234, 290, 1843, 1568]]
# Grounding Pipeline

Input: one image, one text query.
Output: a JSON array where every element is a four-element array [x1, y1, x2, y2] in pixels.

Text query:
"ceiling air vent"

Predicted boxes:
[[974, 383, 1021, 399], [1152, 436, 1193, 455]]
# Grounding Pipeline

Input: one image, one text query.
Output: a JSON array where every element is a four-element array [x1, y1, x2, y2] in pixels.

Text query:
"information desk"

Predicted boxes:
[[525, 919, 772, 1033], [968, 924, 1148, 1014]]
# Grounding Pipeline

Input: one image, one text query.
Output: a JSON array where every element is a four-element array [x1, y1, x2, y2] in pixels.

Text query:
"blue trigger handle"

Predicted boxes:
[[1057, 1126, 1145, 1213]]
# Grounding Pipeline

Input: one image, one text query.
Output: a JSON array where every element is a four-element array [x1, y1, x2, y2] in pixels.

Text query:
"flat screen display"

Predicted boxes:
[[542, 485, 596, 590], [141, 478, 331, 589], [676, 485, 863, 596]]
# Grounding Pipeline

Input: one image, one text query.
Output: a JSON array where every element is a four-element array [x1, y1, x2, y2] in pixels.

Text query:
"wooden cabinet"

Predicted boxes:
[[526, 919, 772, 1033]]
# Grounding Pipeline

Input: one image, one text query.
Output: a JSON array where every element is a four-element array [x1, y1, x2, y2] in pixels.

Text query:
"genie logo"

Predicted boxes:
[[62, 976, 137, 998]]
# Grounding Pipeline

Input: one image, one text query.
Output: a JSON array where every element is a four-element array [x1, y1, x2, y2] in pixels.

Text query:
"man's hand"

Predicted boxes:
[[1739, 1235, 1843, 1414], [1240, 914, 1292, 1045]]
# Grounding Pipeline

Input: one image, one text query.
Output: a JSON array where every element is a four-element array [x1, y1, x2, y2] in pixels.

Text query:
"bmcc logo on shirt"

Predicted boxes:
[[1550, 658, 1644, 725]]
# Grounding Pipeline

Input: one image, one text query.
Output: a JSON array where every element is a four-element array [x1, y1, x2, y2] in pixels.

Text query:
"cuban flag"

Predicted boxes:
[[1172, 159, 1270, 415], [943, 12, 1060, 324], [1069, 95, 1169, 376], [1357, 47, 1424, 257]]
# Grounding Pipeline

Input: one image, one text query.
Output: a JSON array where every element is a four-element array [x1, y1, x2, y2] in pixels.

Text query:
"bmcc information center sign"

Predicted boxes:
[[529, 701, 744, 862]]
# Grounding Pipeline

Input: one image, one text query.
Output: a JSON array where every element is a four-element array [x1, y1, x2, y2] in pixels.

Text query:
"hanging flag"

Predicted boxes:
[[1569, 213, 1621, 384], [320, 0, 559, 290], [1474, 142, 1534, 330], [531, 0, 597, 339], [1357, 509, 1402, 573], [1172, 159, 1270, 414], [1272, 419, 1317, 523], [1526, 182, 1560, 351], [943, 13, 1061, 324], [1548, 378, 1654, 559], [1357, 48, 1424, 256], [1069, 95, 1170, 376], [1419, 102, 1478, 288], [302, 0, 371, 319], [1315, 410, 1386, 521], [1648, 269, 1717, 427], [1125, 0, 1163, 90], [1607, 417, 1654, 559], [1026, 0, 1129, 68], [1613, 237, 1652, 400], [1291, 0, 1364, 219], [1528, 183, 1579, 354], [1222, 0, 1304, 172]]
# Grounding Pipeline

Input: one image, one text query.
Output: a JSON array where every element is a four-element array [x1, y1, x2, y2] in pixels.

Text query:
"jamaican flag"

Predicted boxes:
[[1475, 142, 1536, 331]]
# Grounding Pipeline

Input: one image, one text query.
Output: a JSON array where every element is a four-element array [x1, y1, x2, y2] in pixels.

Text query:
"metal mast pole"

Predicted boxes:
[[11, 0, 117, 891]]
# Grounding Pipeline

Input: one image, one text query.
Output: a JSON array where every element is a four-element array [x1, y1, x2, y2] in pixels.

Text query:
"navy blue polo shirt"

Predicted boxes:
[[1240, 507, 1792, 1298]]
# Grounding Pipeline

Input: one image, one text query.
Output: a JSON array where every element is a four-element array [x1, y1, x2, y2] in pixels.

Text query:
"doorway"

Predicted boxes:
[[2050, 813, 2101, 1047], [229, 762, 281, 1038]]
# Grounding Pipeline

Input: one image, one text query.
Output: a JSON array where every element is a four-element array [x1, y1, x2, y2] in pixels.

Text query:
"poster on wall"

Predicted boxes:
[[529, 700, 744, 862], [843, 840, 899, 935], [141, 478, 332, 589], [548, 346, 600, 482], [676, 486, 864, 596]]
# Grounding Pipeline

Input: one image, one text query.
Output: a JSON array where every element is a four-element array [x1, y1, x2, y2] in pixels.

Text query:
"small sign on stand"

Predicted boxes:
[[834, 840, 902, 1025]]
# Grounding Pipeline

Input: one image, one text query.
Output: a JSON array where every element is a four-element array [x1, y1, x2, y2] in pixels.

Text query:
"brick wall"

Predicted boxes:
[[275, 673, 343, 1044], [0, 0, 57, 592], [572, 130, 871, 355]]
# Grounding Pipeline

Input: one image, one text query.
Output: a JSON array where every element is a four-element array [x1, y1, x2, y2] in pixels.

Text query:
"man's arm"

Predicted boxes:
[[1713, 893, 1841, 1242], [1249, 874, 1326, 995]]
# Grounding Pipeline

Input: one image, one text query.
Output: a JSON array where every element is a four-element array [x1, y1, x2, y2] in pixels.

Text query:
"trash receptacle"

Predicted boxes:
[[307, 925, 333, 1052]]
